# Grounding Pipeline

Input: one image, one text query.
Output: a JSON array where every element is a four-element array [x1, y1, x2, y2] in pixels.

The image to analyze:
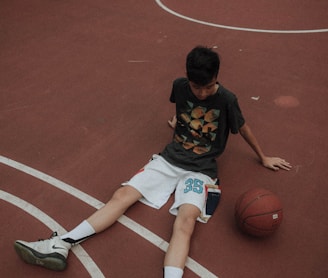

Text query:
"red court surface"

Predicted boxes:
[[1, 1, 328, 277]]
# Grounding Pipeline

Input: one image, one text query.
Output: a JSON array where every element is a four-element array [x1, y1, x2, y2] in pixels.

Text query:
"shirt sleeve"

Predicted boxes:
[[169, 81, 177, 103], [228, 98, 245, 134]]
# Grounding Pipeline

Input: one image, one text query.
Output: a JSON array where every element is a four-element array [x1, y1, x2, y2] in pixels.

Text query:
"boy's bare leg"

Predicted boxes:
[[13, 185, 142, 271], [87, 185, 142, 233], [164, 204, 200, 270]]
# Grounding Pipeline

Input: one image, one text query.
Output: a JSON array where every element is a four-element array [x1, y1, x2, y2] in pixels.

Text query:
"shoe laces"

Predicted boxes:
[[37, 231, 58, 242]]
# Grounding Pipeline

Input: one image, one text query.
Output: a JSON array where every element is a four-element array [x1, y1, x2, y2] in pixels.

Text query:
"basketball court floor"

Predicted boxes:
[[1, 1, 328, 277]]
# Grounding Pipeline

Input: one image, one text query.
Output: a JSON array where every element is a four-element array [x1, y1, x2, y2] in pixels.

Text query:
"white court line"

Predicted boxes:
[[0, 155, 218, 278], [155, 0, 328, 34], [0, 190, 105, 278]]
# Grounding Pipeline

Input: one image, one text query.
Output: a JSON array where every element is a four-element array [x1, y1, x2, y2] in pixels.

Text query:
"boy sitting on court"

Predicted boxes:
[[14, 46, 291, 278]]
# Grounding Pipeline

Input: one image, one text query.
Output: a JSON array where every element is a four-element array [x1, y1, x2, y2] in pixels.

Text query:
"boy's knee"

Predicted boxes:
[[173, 216, 196, 238], [112, 186, 127, 201], [111, 186, 140, 204], [178, 216, 195, 230], [174, 205, 199, 236]]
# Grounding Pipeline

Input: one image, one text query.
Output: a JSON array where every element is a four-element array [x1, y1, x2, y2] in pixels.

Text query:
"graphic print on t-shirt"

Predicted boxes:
[[175, 101, 220, 154]]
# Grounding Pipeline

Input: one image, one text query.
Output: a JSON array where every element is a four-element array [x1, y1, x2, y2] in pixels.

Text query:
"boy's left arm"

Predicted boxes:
[[239, 123, 292, 171]]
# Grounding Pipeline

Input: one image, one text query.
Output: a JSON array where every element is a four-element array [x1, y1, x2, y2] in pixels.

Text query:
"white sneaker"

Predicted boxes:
[[14, 232, 71, 271]]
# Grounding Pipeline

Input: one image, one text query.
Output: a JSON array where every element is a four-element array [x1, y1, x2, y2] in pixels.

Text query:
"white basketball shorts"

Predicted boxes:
[[122, 154, 221, 223]]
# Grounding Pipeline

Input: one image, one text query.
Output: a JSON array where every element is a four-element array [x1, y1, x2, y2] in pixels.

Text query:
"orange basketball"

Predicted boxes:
[[235, 188, 283, 237]]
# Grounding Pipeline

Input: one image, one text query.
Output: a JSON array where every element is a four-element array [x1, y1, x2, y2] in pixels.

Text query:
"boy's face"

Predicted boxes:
[[189, 77, 218, 101]]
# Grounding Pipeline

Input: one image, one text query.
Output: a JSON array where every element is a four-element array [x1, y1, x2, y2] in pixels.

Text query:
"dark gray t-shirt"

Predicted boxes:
[[161, 78, 245, 178]]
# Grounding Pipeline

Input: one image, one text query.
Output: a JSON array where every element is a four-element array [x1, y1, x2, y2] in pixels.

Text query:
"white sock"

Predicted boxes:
[[164, 266, 184, 278], [60, 220, 96, 244]]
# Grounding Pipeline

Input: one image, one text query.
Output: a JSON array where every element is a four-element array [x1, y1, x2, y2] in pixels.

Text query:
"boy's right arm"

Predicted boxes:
[[168, 115, 177, 129]]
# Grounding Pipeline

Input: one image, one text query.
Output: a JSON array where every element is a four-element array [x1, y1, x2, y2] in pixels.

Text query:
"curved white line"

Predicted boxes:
[[0, 155, 218, 278], [155, 0, 328, 34], [0, 190, 105, 277]]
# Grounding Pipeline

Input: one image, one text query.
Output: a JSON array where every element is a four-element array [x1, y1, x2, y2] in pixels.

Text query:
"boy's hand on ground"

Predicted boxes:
[[262, 156, 292, 171], [168, 115, 177, 129]]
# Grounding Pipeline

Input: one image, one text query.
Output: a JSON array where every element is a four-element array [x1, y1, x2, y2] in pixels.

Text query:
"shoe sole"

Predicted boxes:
[[14, 241, 67, 271]]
